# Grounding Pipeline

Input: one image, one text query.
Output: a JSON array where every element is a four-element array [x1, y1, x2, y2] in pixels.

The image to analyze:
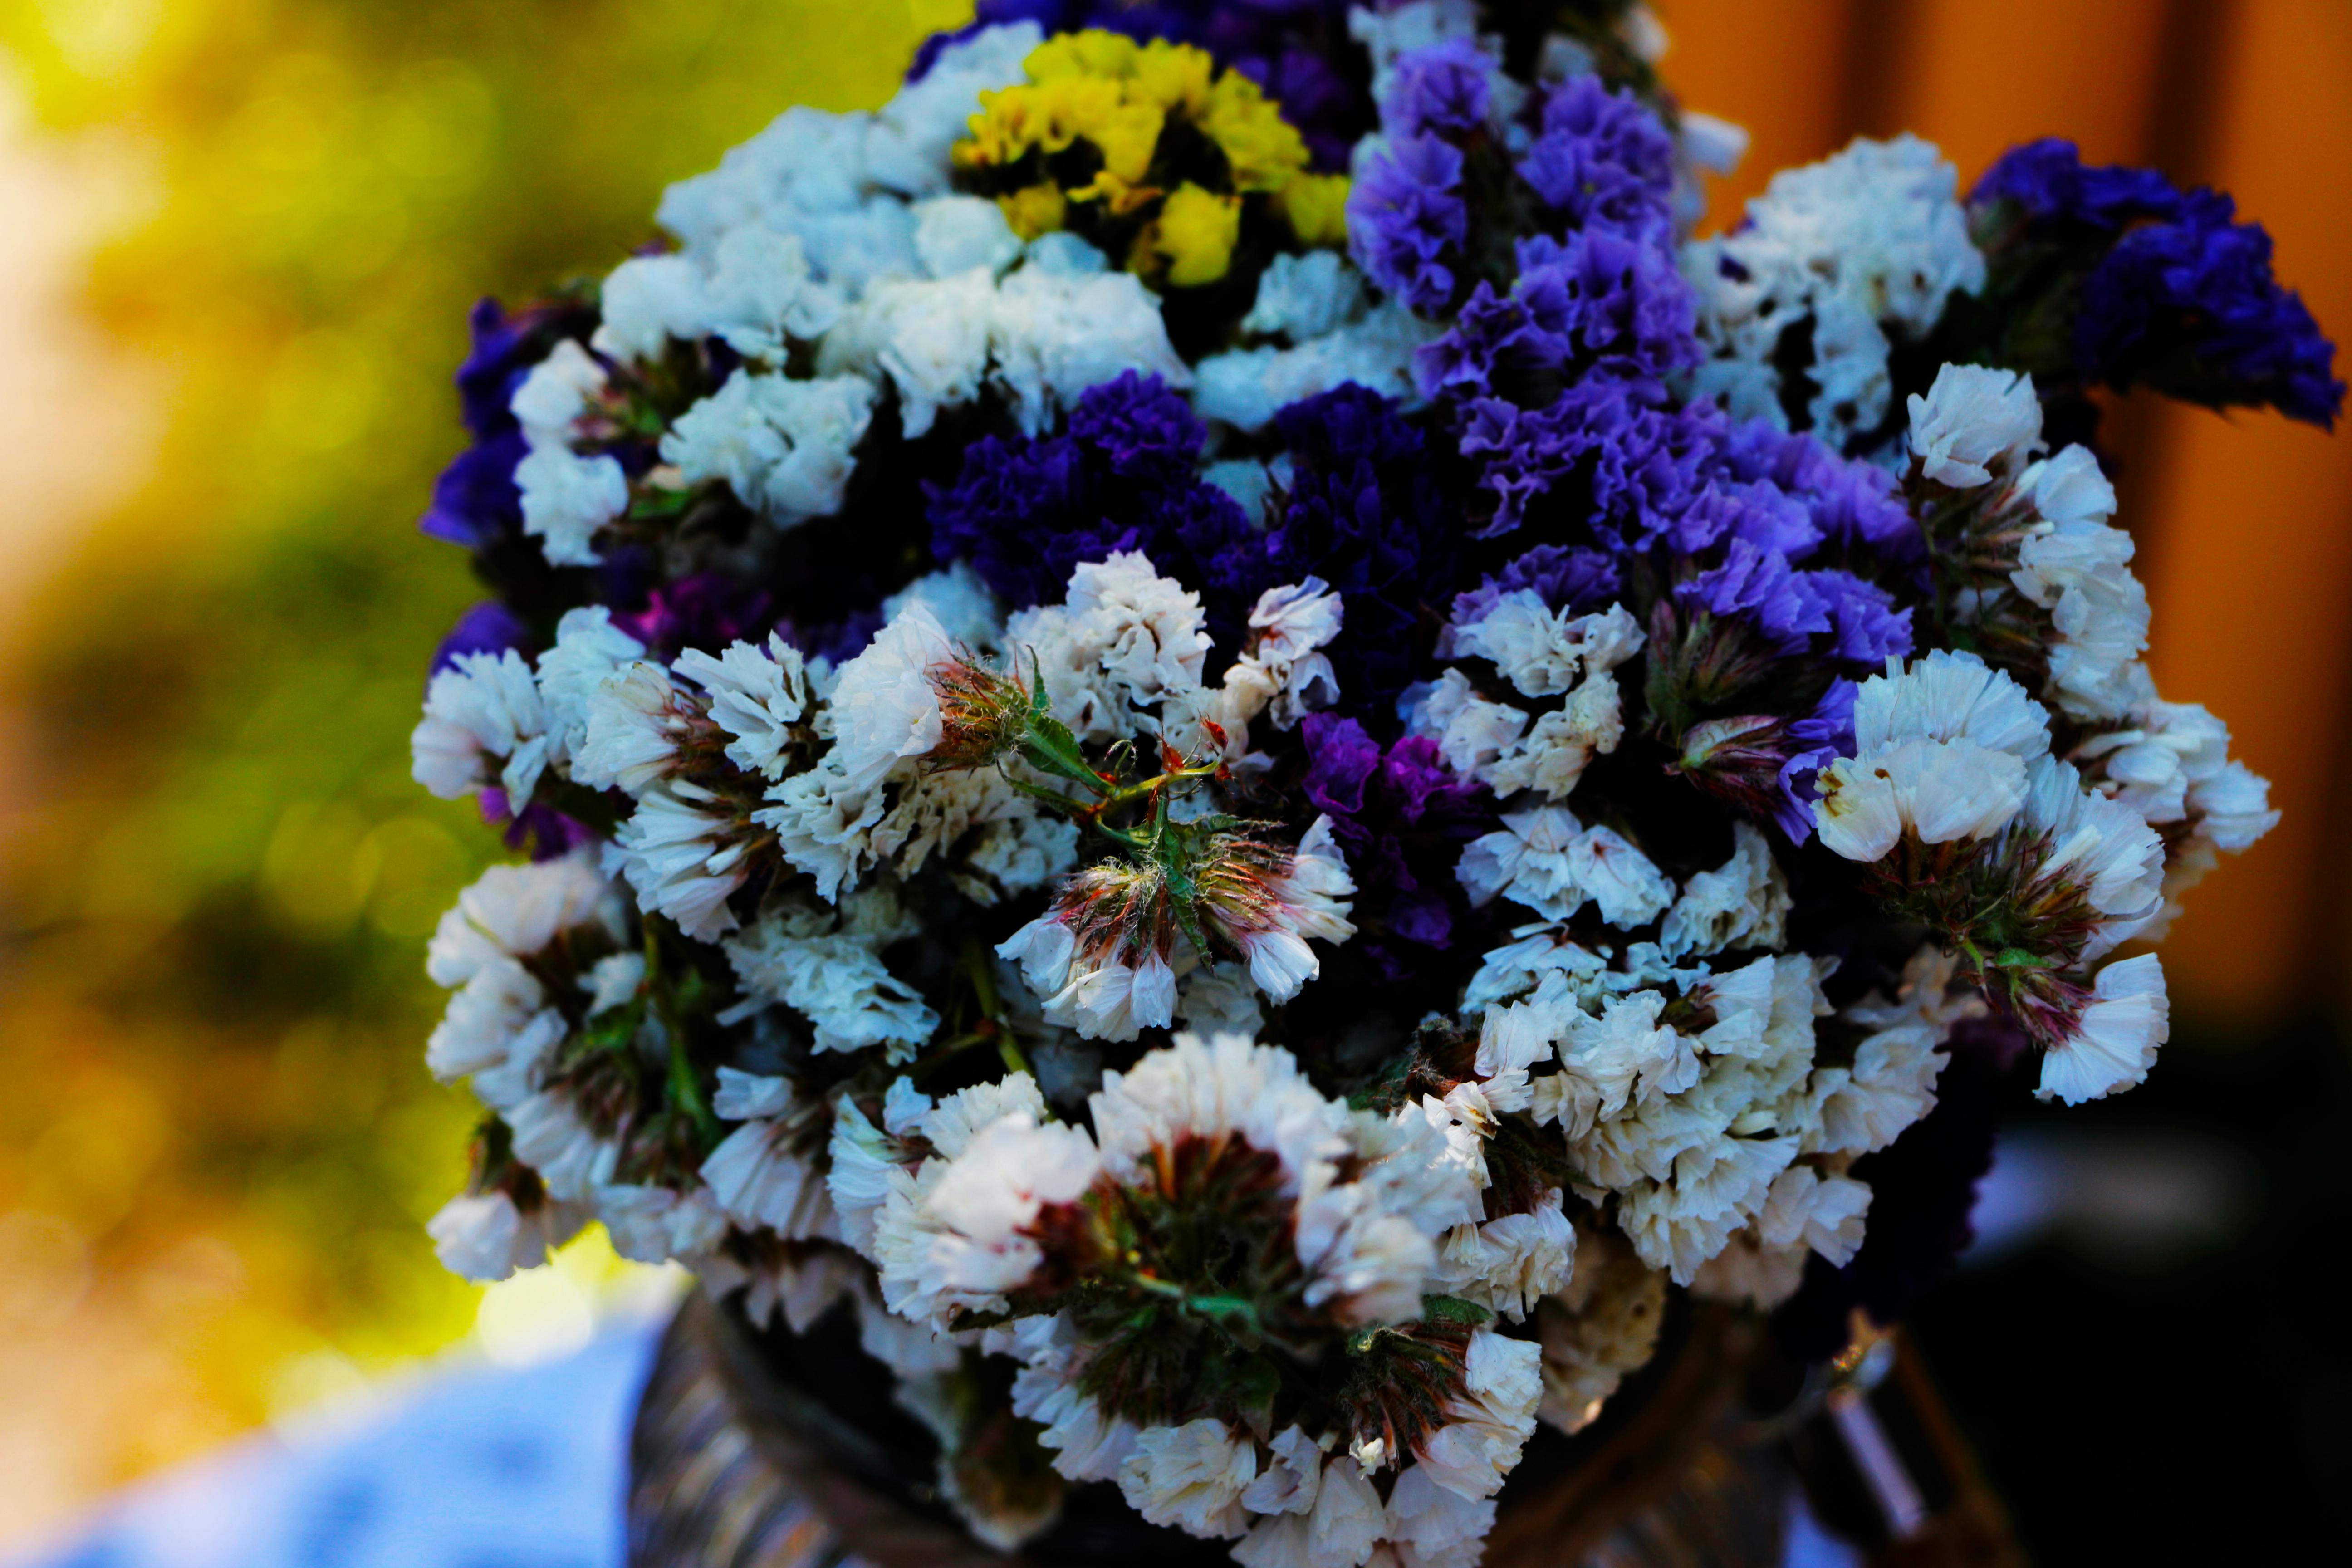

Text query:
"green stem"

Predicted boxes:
[[644, 920, 718, 1144], [963, 938, 1036, 1083]]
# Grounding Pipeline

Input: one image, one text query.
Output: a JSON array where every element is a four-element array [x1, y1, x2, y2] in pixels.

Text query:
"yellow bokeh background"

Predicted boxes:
[[0, 0, 2345, 1554]]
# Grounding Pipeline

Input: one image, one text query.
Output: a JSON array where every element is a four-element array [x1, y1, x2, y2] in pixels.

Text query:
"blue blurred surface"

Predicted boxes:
[[9, 1323, 660, 1568]]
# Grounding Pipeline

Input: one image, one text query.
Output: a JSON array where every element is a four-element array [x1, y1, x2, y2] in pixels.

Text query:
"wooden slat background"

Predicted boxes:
[[1666, 0, 2352, 1031]]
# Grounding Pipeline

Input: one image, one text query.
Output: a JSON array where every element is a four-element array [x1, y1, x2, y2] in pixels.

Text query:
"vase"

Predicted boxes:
[[625, 1288, 1809, 1568]]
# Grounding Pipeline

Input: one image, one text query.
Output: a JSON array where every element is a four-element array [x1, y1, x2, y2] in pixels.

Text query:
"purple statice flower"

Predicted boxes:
[[431, 601, 532, 677], [929, 373, 1254, 632], [1460, 382, 1714, 540], [1974, 138, 2344, 428], [1720, 420, 1926, 574], [1301, 713, 1496, 974], [1386, 39, 1491, 140], [479, 788, 599, 862], [1681, 538, 1831, 656], [614, 573, 775, 659], [1808, 571, 1913, 665], [1416, 232, 1700, 403], [1443, 544, 1622, 648], [1516, 74, 1678, 245], [1348, 135, 1468, 313], [1241, 386, 1461, 715]]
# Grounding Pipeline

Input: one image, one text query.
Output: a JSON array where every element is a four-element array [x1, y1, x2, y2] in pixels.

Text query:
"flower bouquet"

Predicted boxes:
[[407, 1, 2337, 1561]]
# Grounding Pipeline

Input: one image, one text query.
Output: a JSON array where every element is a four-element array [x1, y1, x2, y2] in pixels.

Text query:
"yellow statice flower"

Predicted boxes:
[[1152, 182, 1243, 286], [999, 181, 1069, 240], [1200, 71, 1311, 194], [952, 28, 1328, 286], [1128, 38, 1216, 118], [1274, 172, 1352, 248], [1025, 28, 1141, 83]]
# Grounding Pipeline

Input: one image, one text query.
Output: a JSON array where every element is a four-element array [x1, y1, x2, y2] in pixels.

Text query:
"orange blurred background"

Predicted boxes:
[[0, 0, 2344, 1555]]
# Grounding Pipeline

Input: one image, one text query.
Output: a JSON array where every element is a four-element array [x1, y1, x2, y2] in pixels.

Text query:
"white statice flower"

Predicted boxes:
[[1414, 1330, 1543, 1501], [1458, 807, 1674, 928], [514, 442, 629, 568], [1119, 1419, 1257, 1540], [1402, 669, 1529, 782], [534, 607, 647, 768], [1813, 650, 2053, 862], [1539, 956, 1833, 1283], [506, 1089, 619, 1202], [672, 633, 815, 779], [1013, 1355, 1142, 1485], [1380, 1464, 1496, 1568], [1233, 1428, 1387, 1568], [573, 660, 693, 796], [1682, 135, 1984, 451], [698, 225, 846, 358], [2038, 952, 2169, 1105], [1193, 303, 1439, 433], [826, 1078, 931, 1254], [424, 854, 623, 1108], [1794, 946, 1976, 1157], [1440, 598, 1645, 803], [1659, 823, 1790, 960], [1243, 251, 1370, 342], [413, 649, 550, 803], [593, 253, 708, 363], [1906, 362, 2045, 487], [722, 912, 939, 1061], [998, 913, 1178, 1045], [660, 371, 877, 525], [872, 1080, 1102, 1329], [1219, 578, 1345, 734], [1201, 817, 1359, 1006], [1534, 1226, 1666, 1434], [990, 264, 1194, 435], [427, 1189, 587, 1283], [912, 194, 1025, 279], [827, 601, 957, 789], [1432, 1190, 1577, 1322], [510, 338, 606, 444], [882, 561, 1004, 653], [605, 780, 753, 940], [2008, 446, 2149, 718], [2012, 757, 2165, 959], [758, 761, 886, 904], [1463, 925, 1609, 1013], [1007, 553, 1213, 743], [700, 1112, 834, 1240], [1446, 594, 1645, 701], [598, 1182, 732, 1266], [818, 268, 997, 438], [654, 22, 1039, 277]]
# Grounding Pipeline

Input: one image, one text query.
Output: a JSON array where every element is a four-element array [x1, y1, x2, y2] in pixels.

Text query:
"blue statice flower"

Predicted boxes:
[[431, 601, 532, 676], [1517, 74, 1679, 245], [1444, 543, 1623, 641], [929, 371, 1255, 627], [1974, 137, 2344, 427], [1240, 385, 1461, 717]]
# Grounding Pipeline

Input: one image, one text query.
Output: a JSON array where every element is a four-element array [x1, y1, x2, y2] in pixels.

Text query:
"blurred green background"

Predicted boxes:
[[0, 0, 958, 1543]]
